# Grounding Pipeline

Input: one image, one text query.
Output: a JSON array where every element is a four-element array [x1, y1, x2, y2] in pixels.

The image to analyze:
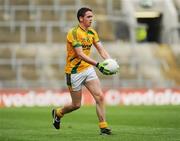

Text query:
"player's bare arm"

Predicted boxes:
[[94, 41, 111, 60]]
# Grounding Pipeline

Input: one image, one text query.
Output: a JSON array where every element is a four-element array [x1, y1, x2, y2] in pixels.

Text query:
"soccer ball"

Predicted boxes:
[[103, 59, 119, 73]]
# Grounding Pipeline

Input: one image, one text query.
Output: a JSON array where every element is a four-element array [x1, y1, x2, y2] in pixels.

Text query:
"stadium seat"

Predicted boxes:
[[0, 64, 16, 80], [15, 46, 37, 59], [171, 45, 180, 67], [0, 47, 12, 59], [10, 0, 29, 6], [155, 45, 180, 85], [40, 9, 60, 21], [60, 0, 76, 6], [20, 64, 40, 81], [52, 26, 66, 43], [34, 0, 54, 6], [65, 9, 76, 22], [15, 9, 31, 21], [26, 26, 47, 43], [96, 21, 115, 41], [112, 0, 122, 12], [0, 9, 5, 21], [0, 0, 4, 5], [0, 27, 21, 43]]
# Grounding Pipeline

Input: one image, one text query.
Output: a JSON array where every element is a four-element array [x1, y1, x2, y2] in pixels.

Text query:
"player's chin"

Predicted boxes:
[[88, 22, 92, 26]]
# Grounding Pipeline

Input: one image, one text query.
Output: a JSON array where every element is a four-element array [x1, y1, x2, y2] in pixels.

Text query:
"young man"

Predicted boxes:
[[52, 7, 115, 135]]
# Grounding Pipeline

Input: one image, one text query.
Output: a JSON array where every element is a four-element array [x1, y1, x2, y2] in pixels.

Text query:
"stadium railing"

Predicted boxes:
[[0, 43, 178, 89], [0, 0, 179, 88]]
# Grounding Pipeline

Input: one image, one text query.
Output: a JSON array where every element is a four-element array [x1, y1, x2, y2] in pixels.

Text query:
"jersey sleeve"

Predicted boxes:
[[67, 29, 82, 48]]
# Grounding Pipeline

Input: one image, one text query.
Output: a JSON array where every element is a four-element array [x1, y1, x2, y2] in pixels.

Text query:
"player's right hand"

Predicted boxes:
[[96, 62, 114, 75]]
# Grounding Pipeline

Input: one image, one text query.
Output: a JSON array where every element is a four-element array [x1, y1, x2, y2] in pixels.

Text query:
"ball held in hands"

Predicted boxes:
[[102, 59, 119, 74], [96, 59, 119, 75]]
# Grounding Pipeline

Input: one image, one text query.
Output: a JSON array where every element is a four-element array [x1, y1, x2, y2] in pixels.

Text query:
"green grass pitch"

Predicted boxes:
[[0, 106, 180, 141]]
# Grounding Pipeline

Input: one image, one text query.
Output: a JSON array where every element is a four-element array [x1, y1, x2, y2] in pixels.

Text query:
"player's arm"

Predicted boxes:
[[74, 47, 98, 66], [94, 41, 110, 60], [74, 46, 112, 75]]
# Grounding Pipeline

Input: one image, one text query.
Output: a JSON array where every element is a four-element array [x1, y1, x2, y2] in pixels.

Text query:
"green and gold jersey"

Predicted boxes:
[[65, 25, 99, 74]]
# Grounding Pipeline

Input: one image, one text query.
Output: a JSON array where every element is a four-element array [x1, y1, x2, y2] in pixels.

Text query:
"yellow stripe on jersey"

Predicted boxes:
[[65, 25, 100, 74]]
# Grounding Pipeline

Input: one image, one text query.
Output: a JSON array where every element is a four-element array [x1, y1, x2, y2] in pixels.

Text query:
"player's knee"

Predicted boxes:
[[99, 95, 104, 103], [96, 95, 104, 104], [72, 103, 81, 110]]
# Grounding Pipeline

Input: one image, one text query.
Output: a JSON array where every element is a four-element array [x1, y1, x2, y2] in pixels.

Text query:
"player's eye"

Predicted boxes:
[[87, 16, 93, 18]]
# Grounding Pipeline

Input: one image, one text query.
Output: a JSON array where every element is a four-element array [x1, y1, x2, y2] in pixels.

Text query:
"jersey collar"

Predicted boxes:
[[78, 24, 89, 32]]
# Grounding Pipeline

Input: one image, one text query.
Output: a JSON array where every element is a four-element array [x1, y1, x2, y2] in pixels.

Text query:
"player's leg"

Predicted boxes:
[[84, 78, 112, 135], [52, 73, 83, 129], [62, 90, 82, 114], [52, 90, 82, 129], [85, 78, 105, 121]]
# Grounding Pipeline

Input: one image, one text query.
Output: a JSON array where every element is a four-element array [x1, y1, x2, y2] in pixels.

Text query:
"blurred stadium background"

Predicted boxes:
[[0, 0, 180, 107], [0, 0, 180, 89]]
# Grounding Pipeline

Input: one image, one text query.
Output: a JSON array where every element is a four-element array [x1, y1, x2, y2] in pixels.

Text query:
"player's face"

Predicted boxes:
[[81, 11, 93, 28]]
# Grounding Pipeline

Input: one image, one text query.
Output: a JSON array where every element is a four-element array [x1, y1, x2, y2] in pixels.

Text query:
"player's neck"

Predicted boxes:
[[79, 23, 89, 31]]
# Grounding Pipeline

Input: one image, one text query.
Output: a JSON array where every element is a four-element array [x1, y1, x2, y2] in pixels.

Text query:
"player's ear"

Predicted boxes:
[[79, 16, 83, 22]]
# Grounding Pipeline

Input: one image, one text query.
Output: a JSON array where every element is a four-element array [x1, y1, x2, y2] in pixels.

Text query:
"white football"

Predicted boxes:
[[103, 59, 119, 73]]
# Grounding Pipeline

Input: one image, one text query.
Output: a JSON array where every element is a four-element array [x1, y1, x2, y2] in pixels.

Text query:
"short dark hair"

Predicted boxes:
[[77, 7, 92, 22]]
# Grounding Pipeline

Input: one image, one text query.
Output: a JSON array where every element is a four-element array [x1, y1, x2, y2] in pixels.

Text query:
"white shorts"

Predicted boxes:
[[65, 67, 98, 91]]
